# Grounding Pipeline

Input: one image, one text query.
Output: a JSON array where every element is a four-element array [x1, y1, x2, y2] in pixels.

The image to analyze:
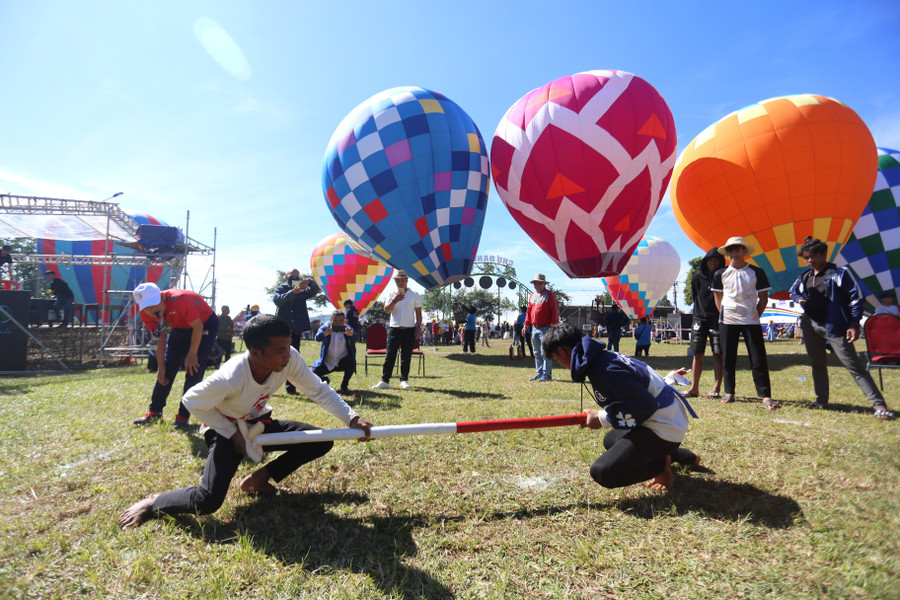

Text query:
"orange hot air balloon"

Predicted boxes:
[[671, 95, 877, 297]]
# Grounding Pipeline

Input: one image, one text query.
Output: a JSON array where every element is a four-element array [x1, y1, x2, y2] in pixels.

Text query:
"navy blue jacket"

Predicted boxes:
[[570, 336, 677, 431], [273, 280, 320, 334], [311, 323, 357, 369], [789, 263, 863, 337]]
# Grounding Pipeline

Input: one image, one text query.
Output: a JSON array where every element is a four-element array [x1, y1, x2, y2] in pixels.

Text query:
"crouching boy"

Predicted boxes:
[[120, 314, 372, 527], [542, 323, 699, 491]]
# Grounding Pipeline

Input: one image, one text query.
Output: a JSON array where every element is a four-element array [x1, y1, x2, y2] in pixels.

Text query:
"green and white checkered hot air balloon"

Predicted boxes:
[[837, 148, 900, 313]]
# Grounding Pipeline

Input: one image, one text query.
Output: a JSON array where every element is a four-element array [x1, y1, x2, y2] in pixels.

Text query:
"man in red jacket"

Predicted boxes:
[[132, 282, 219, 429], [522, 273, 559, 382]]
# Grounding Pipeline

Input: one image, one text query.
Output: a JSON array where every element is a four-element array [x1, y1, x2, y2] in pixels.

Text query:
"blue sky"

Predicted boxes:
[[2, 1, 898, 317]]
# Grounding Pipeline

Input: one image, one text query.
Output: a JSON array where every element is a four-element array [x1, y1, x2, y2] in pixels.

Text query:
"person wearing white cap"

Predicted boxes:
[[522, 273, 559, 382], [711, 237, 778, 410], [132, 282, 220, 427], [372, 270, 422, 390]]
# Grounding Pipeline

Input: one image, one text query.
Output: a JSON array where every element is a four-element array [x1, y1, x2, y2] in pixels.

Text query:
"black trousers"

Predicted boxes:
[[463, 329, 476, 352], [312, 355, 356, 389], [285, 332, 304, 392], [149, 315, 219, 417], [152, 419, 332, 517], [590, 427, 696, 488], [720, 323, 771, 397], [382, 327, 415, 382]]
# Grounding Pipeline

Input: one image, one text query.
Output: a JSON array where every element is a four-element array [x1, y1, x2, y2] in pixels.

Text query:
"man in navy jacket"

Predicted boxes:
[[789, 237, 893, 419], [273, 268, 320, 394], [311, 310, 357, 394], [542, 323, 699, 491]]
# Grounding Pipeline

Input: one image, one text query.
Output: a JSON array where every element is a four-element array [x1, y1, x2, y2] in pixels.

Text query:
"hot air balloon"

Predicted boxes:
[[322, 87, 490, 289], [310, 232, 394, 317], [37, 210, 181, 321], [671, 94, 878, 298], [491, 70, 677, 279], [837, 148, 900, 312], [602, 237, 680, 320]]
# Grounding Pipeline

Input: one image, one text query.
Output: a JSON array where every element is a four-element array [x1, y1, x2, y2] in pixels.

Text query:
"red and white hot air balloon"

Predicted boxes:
[[491, 70, 677, 279]]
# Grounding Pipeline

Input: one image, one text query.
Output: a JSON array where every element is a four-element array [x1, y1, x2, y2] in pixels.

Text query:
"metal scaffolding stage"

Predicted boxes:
[[0, 194, 217, 370]]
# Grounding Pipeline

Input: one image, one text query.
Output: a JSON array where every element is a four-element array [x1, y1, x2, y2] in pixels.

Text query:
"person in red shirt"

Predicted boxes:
[[132, 282, 219, 428], [522, 273, 559, 382]]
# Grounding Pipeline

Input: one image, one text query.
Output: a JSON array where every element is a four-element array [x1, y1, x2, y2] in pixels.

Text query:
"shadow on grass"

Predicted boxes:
[[640, 352, 815, 374], [193, 491, 454, 600], [445, 352, 536, 369], [413, 385, 507, 400], [616, 475, 802, 528]]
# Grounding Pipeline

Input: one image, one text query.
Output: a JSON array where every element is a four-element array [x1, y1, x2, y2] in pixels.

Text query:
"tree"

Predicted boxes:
[[594, 291, 613, 307], [682, 257, 703, 307], [452, 288, 515, 324], [422, 287, 448, 318], [363, 300, 388, 323], [474, 261, 517, 281], [546, 283, 571, 312], [3, 238, 42, 295], [657, 295, 672, 308]]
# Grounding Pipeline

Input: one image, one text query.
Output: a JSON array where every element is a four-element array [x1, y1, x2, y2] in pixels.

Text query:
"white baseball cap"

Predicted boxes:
[[133, 282, 162, 311]]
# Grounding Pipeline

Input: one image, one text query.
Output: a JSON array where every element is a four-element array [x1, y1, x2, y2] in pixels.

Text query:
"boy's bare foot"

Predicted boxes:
[[240, 472, 289, 495], [119, 494, 159, 528], [645, 455, 674, 491], [721, 394, 735, 403]]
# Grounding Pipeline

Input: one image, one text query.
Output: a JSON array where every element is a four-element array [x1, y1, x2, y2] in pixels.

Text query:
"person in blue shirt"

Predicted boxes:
[[462, 305, 477, 353], [633, 317, 653, 357], [514, 305, 533, 357], [542, 323, 699, 491], [603, 304, 627, 352]]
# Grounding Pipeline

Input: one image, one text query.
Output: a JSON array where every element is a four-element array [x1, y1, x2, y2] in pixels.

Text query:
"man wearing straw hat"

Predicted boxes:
[[522, 273, 559, 382]]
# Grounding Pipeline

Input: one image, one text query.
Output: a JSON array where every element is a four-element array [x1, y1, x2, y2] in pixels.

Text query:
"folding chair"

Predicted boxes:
[[863, 315, 900, 390], [364, 323, 387, 376], [411, 334, 426, 377]]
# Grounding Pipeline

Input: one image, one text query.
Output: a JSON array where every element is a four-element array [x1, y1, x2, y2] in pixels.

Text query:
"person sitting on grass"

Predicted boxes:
[[542, 322, 700, 492], [311, 310, 357, 395], [119, 314, 373, 528]]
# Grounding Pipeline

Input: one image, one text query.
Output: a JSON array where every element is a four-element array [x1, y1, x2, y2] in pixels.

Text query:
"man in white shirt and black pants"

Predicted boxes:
[[372, 270, 422, 391]]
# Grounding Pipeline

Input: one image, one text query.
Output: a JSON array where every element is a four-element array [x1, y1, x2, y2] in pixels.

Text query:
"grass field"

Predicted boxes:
[[1, 335, 898, 599]]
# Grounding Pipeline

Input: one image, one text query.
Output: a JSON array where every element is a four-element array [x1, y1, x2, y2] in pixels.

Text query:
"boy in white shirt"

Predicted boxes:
[[711, 237, 778, 410], [120, 314, 372, 527]]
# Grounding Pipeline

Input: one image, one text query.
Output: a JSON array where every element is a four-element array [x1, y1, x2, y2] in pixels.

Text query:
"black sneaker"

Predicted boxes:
[[134, 411, 161, 425], [285, 387, 300, 396]]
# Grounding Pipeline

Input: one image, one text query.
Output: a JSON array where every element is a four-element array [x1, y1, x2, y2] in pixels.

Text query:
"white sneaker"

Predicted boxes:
[[372, 381, 390, 390], [399, 380, 411, 390]]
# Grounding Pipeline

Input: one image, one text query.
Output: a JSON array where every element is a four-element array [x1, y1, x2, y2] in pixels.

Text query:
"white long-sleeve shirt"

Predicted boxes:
[[183, 347, 359, 438]]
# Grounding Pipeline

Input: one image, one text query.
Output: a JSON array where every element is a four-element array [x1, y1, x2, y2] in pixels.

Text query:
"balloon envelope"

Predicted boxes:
[[671, 94, 878, 297], [37, 210, 181, 320], [491, 70, 677, 278], [837, 148, 900, 312], [323, 87, 490, 289], [602, 237, 680, 319], [310, 233, 394, 318]]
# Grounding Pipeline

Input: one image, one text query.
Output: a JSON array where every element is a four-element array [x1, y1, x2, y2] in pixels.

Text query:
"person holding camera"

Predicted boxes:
[[273, 268, 320, 395], [311, 310, 357, 395]]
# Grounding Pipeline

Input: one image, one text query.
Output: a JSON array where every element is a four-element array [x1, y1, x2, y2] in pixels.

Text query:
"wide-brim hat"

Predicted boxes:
[[133, 282, 161, 311], [718, 237, 755, 255], [393, 270, 409, 279], [530, 273, 548, 284]]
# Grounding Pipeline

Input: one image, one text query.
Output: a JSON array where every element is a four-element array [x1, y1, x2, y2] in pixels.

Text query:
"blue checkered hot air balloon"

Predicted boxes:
[[322, 87, 490, 289], [838, 148, 900, 312]]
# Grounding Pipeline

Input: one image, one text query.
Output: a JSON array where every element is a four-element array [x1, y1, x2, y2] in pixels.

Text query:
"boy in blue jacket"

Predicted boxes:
[[543, 323, 699, 491]]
